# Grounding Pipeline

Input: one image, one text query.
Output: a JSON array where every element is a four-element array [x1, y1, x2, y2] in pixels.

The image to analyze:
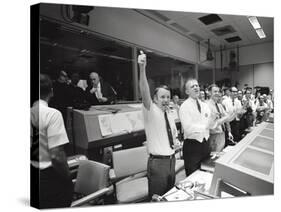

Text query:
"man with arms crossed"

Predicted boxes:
[[138, 51, 179, 199]]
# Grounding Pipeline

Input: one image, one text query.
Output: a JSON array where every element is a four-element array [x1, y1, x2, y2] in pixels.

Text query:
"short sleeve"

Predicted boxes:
[[47, 110, 69, 149]]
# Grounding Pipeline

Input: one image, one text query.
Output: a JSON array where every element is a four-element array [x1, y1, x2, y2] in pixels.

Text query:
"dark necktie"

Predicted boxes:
[[164, 112, 174, 149], [232, 99, 235, 106], [196, 99, 201, 113], [215, 103, 226, 132]]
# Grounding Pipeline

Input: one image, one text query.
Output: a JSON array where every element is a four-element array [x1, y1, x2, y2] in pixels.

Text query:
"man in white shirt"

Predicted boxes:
[[31, 74, 73, 208], [242, 89, 256, 130], [179, 78, 214, 176], [138, 51, 179, 199], [222, 86, 245, 142], [256, 95, 269, 123], [222, 87, 231, 102], [206, 84, 235, 152], [86, 72, 116, 105]]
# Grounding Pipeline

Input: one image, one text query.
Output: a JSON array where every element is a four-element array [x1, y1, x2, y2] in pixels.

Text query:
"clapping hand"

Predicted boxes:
[[173, 139, 182, 151]]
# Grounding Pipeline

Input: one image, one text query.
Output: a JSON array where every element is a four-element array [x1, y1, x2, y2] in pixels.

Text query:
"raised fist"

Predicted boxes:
[[138, 50, 146, 67]]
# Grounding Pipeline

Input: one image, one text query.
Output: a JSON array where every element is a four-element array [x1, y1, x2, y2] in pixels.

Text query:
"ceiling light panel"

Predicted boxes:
[[256, 28, 266, 39], [248, 16, 261, 29]]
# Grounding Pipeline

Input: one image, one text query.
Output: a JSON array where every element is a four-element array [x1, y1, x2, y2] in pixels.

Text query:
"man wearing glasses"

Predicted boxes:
[[222, 87, 245, 143]]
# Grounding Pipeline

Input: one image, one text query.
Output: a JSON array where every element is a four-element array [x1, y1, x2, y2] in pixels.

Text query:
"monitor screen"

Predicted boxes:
[[260, 129, 274, 138], [265, 123, 274, 130], [250, 136, 273, 152], [233, 148, 273, 175]]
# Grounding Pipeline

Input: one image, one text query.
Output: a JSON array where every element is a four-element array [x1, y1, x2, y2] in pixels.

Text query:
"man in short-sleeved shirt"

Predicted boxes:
[[31, 100, 69, 169], [31, 74, 73, 209], [138, 51, 179, 199]]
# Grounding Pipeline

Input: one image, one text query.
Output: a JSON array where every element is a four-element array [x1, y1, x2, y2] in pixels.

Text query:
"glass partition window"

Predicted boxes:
[[40, 18, 134, 101], [138, 49, 195, 99], [40, 18, 195, 102]]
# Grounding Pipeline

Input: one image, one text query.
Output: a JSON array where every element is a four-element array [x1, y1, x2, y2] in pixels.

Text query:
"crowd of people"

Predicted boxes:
[[137, 51, 274, 200], [31, 52, 274, 208]]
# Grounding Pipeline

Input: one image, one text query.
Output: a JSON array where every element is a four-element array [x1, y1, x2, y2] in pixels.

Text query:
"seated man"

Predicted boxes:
[[68, 72, 90, 109], [49, 70, 70, 121], [86, 72, 116, 105]]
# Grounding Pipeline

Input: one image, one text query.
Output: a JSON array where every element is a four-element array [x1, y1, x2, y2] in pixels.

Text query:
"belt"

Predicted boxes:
[[149, 154, 175, 159]]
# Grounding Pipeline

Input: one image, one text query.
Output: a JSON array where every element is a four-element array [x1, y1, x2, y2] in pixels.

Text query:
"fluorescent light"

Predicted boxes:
[[256, 28, 266, 39], [248, 16, 261, 29]]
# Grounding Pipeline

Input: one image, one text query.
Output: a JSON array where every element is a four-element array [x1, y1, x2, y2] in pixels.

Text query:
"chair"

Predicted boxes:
[[71, 160, 113, 207], [110, 146, 149, 204]]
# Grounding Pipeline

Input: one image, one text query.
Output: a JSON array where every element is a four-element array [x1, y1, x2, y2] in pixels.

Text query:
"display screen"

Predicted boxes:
[[233, 148, 273, 175], [250, 136, 273, 152], [265, 123, 274, 130], [260, 129, 274, 138]]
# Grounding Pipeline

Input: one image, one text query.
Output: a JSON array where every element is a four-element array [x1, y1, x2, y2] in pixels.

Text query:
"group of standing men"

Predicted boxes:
[[138, 51, 248, 199], [31, 50, 272, 208]]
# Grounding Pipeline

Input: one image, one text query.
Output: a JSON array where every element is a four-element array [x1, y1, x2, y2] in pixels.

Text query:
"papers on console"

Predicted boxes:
[[98, 111, 144, 136], [163, 189, 193, 201]]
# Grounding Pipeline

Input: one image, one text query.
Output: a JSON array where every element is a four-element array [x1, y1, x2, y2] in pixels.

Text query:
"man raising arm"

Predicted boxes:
[[138, 51, 178, 199]]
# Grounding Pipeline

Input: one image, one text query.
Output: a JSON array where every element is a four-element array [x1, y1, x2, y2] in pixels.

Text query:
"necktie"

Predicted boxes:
[[215, 103, 226, 132], [232, 99, 235, 106], [196, 99, 201, 113], [164, 112, 174, 149]]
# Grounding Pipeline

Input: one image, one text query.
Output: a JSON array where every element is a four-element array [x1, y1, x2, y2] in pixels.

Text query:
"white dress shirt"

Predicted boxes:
[[179, 98, 211, 142], [142, 102, 177, 156], [222, 97, 242, 121], [31, 100, 69, 169], [90, 82, 103, 98], [206, 99, 227, 134]]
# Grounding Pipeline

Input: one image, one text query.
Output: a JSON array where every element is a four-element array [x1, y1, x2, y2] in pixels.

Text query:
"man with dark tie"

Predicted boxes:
[[222, 86, 245, 142], [86, 72, 116, 105], [179, 78, 214, 177], [138, 51, 180, 199], [206, 84, 235, 152]]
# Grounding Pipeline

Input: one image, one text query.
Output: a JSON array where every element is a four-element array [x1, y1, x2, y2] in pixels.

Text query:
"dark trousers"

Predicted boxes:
[[34, 165, 73, 209], [230, 120, 241, 142], [147, 155, 175, 199], [183, 138, 210, 177]]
